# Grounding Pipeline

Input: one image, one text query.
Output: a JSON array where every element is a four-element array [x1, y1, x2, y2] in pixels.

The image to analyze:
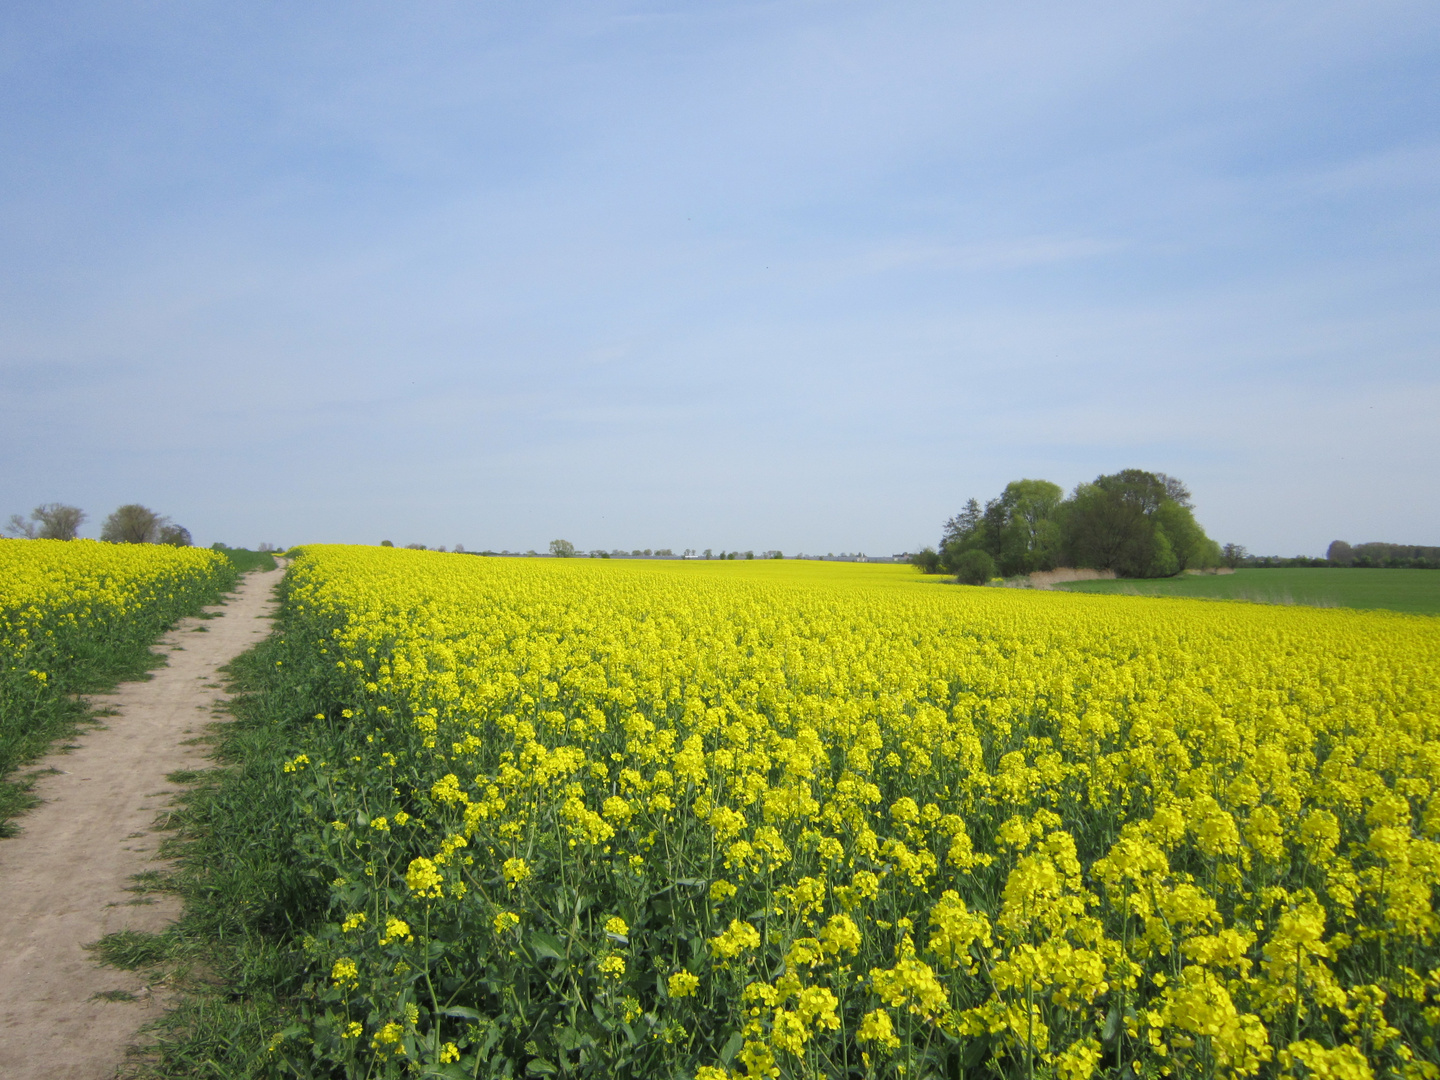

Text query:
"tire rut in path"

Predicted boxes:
[[0, 565, 285, 1080]]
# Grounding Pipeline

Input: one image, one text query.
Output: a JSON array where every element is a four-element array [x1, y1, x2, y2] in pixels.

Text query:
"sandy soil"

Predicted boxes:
[[0, 564, 285, 1080]]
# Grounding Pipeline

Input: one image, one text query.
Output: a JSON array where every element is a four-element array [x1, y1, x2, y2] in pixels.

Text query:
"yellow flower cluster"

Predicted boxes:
[[281, 546, 1440, 1079]]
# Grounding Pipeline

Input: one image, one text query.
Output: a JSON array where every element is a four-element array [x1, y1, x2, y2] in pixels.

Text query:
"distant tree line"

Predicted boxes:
[[4, 502, 191, 546], [1325, 541, 1440, 569], [917, 469, 1221, 584], [1211, 542, 1439, 570]]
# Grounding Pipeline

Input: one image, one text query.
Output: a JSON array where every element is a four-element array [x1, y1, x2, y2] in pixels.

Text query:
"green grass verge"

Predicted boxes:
[[216, 548, 279, 573], [110, 626, 343, 1078], [1052, 566, 1440, 614]]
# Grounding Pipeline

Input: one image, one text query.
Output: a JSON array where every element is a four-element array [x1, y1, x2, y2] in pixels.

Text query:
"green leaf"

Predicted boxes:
[[1102, 1003, 1121, 1045], [525, 1056, 558, 1076], [556, 1025, 593, 1051], [961, 1036, 989, 1068], [720, 1031, 744, 1066], [529, 932, 564, 962], [480, 1022, 504, 1057]]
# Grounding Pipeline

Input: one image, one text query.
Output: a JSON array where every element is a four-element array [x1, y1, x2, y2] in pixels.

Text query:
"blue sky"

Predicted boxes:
[[2, 2, 1437, 554]]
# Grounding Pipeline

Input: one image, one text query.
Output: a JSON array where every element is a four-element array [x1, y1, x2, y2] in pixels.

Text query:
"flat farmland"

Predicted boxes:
[[1053, 566, 1440, 614]]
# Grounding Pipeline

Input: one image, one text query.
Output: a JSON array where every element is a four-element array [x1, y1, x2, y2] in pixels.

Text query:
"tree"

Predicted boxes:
[[158, 523, 192, 546], [5, 503, 86, 539], [34, 503, 86, 539], [910, 547, 941, 573], [1062, 482, 1150, 574], [380, 540, 394, 547], [1065, 480, 1162, 576], [1095, 469, 1174, 515], [5, 514, 36, 538], [549, 539, 576, 558], [989, 479, 1064, 576], [936, 470, 1216, 581], [1063, 470, 1217, 577], [1223, 543, 1248, 569], [938, 498, 986, 572], [941, 498, 983, 549], [1152, 499, 1215, 572], [102, 504, 165, 544], [1157, 473, 1193, 508], [953, 548, 995, 586], [939, 484, 1063, 577]]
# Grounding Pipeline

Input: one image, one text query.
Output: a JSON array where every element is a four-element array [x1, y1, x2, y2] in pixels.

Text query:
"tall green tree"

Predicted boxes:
[[1063, 470, 1217, 577], [989, 479, 1063, 576], [1061, 481, 1153, 575]]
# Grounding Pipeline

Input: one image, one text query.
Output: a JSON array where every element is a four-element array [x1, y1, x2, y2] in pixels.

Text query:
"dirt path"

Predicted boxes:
[[0, 564, 285, 1080]]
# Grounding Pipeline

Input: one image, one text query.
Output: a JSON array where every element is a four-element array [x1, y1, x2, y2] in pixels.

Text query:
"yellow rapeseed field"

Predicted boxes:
[[276, 545, 1440, 1080], [0, 539, 234, 797]]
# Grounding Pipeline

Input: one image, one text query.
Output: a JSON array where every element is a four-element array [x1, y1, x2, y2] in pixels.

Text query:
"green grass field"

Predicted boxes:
[[1052, 566, 1440, 614], [214, 547, 277, 572]]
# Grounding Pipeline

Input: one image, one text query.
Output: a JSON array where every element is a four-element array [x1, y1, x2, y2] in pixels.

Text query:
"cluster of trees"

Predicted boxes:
[[919, 470, 1221, 584], [4, 502, 191, 546]]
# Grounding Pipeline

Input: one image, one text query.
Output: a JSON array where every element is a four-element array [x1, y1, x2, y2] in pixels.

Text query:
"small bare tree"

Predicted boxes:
[[7, 503, 86, 539], [5, 514, 36, 538]]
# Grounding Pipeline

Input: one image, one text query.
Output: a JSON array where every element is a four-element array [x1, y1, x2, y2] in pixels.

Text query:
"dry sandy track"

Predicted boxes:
[[0, 564, 285, 1080]]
